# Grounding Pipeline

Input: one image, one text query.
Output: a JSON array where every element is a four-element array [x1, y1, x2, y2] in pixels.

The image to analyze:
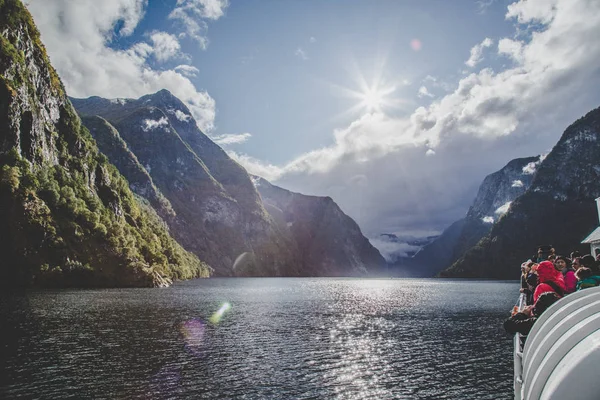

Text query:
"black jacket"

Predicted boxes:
[[503, 312, 536, 335]]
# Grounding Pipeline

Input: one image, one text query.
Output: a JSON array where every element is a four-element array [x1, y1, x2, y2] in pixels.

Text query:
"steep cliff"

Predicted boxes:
[[81, 115, 176, 222], [72, 93, 301, 276], [0, 0, 209, 287], [253, 177, 387, 276], [442, 107, 600, 278], [408, 157, 538, 276]]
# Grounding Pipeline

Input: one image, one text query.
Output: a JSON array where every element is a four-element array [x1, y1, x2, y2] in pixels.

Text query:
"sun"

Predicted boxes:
[[361, 88, 384, 111], [357, 84, 395, 113], [326, 62, 405, 121]]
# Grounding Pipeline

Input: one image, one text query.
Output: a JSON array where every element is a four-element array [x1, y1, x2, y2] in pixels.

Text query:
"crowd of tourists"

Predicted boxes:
[[503, 246, 600, 336]]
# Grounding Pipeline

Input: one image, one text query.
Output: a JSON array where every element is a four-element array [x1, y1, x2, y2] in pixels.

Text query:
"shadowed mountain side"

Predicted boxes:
[[405, 218, 466, 277], [81, 115, 175, 221], [74, 101, 301, 276], [406, 156, 538, 277], [0, 0, 208, 287], [442, 106, 600, 278], [253, 176, 387, 276]]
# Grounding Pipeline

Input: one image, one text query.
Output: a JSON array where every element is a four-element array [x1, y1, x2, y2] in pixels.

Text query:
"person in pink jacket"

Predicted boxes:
[[533, 260, 566, 303], [555, 256, 576, 294]]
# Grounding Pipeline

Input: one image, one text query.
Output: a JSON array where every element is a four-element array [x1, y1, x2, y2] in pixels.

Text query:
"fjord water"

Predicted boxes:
[[0, 279, 516, 399]]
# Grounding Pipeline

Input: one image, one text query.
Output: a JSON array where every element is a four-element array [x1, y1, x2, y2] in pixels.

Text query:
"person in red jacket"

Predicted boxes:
[[533, 260, 566, 303]]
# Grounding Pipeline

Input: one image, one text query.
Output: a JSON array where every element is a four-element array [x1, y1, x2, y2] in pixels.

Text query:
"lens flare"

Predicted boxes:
[[410, 38, 422, 51], [180, 319, 206, 356], [209, 302, 231, 324]]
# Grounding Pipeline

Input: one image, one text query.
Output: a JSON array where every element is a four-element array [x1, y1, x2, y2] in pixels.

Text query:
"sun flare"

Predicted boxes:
[[357, 84, 396, 113], [361, 88, 384, 111]]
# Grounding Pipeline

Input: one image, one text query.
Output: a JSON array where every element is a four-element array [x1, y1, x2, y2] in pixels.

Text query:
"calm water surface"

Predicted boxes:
[[0, 278, 518, 399]]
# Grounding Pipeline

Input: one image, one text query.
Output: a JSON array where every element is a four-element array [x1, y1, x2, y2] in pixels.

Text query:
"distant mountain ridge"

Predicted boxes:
[[253, 176, 387, 276], [442, 106, 600, 278]]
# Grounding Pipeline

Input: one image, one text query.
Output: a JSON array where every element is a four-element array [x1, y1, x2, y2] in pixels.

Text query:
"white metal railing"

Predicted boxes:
[[513, 292, 527, 400]]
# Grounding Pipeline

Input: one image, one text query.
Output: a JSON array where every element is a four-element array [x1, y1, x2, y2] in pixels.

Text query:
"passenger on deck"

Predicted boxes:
[[572, 257, 583, 270], [535, 245, 555, 263], [575, 267, 600, 290], [503, 292, 560, 336], [580, 254, 598, 273], [555, 256, 576, 294], [533, 261, 565, 302], [520, 261, 531, 291], [525, 271, 538, 305]]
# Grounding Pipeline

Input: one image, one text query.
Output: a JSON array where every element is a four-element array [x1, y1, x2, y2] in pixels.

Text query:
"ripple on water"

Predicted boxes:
[[0, 278, 517, 399]]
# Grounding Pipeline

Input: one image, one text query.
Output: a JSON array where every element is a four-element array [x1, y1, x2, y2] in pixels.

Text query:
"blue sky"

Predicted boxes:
[[29, 0, 600, 258], [120, 0, 516, 164]]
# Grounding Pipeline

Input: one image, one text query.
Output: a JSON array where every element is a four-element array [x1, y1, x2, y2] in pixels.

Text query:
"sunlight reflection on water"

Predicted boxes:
[[0, 278, 517, 399]]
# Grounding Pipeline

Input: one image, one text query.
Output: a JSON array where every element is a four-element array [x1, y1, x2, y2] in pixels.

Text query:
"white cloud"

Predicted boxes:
[[495, 201, 512, 215], [28, 0, 216, 132], [149, 31, 181, 62], [425, 149, 436, 156], [482, 216, 495, 224], [512, 180, 524, 187], [477, 0, 497, 14], [498, 38, 524, 63], [369, 238, 422, 262], [232, 0, 600, 236], [227, 151, 283, 182], [465, 37, 494, 67], [168, 0, 229, 48], [212, 133, 252, 145], [174, 64, 200, 77], [142, 117, 169, 131], [295, 47, 308, 60], [309, 36, 317, 43], [418, 86, 434, 98]]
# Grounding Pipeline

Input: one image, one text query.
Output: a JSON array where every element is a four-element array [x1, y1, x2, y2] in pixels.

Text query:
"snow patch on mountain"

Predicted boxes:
[[167, 108, 191, 122], [142, 117, 169, 131], [495, 201, 511, 215]]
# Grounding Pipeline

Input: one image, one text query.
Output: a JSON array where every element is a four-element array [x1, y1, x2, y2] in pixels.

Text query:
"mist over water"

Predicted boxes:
[[0, 278, 517, 399]]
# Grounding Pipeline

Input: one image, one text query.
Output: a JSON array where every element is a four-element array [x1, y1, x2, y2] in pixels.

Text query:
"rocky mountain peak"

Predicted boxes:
[[468, 156, 540, 224]]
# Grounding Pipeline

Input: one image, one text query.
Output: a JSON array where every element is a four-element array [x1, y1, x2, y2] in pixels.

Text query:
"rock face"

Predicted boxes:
[[253, 177, 387, 276], [442, 107, 600, 278], [0, 0, 208, 287], [72, 92, 302, 277], [81, 115, 176, 221], [406, 156, 538, 277]]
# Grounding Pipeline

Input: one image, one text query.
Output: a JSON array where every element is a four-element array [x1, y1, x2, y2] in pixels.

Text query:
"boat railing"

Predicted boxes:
[[513, 292, 527, 400]]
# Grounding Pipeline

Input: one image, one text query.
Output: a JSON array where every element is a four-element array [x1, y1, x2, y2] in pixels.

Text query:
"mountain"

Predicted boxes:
[[81, 115, 176, 222], [0, 0, 209, 287], [442, 107, 600, 278], [72, 93, 301, 277], [404, 156, 538, 277], [252, 176, 387, 276]]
